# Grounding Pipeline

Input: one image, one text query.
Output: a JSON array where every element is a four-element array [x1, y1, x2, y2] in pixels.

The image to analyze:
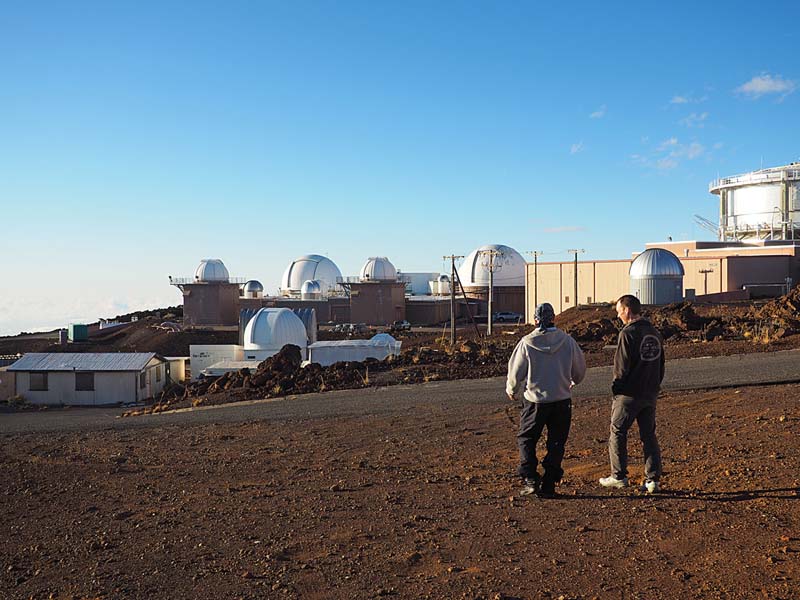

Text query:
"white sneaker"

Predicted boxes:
[[599, 475, 629, 488], [639, 479, 661, 493]]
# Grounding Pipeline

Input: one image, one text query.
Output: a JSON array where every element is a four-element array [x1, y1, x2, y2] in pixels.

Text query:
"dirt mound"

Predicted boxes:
[[124, 345, 374, 415]]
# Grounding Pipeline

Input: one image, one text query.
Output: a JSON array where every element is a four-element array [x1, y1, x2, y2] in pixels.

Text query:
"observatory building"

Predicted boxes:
[[456, 244, 526, 315], [169, 259, 245, 327]]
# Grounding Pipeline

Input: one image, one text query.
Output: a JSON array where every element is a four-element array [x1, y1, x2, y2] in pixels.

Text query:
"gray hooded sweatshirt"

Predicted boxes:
[[506, 327, 586, 403]]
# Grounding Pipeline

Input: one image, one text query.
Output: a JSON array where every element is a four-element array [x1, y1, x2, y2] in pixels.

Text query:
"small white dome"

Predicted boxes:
[[195, 259, 230, 283], [370, 333, 398, 346], [280, 254, 342, 296], [630, 248, 685, 278], [457, 244, 526, 287], [437, 274, 450, 282], [301, 280, 323, 295], [243, 280, 263, 293], [360, 257, 397, 282], [243, 308, 308, 352]]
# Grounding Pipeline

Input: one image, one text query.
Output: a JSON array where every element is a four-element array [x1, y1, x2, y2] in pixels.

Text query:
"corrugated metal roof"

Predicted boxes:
[[8, 353, 160, 372]]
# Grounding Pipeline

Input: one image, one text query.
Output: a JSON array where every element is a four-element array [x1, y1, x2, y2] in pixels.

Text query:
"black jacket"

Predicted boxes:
[[612, 318, 665, 397]]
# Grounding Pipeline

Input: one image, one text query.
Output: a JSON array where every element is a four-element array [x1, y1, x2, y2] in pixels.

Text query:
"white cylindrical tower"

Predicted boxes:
[[709, 163, 800, 241]]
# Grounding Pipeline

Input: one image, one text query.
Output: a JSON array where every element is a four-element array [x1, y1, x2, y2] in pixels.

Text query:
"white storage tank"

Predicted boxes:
[[630, 248, 684, 305], [709, 163, 800, 240]]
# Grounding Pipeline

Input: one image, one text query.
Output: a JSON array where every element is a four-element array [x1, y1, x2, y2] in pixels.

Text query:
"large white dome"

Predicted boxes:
[[457, 244, 526, 287], [280, 254, 342, 296], [243, 308, 308, 352], [359, 257, 397, 282], [195, 259, 230, 283]]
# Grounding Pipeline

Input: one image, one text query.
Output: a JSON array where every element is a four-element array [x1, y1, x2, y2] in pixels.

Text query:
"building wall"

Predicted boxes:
[[189, 345, 243, 381], [14, 369, 165, 406], [349, 282, 406, 325], [461, 286, 525, 315], [239, 296, 351, 324], [0, 367, 15, 401], [405, 299, 454, 325], [182, 283, 240, 326]]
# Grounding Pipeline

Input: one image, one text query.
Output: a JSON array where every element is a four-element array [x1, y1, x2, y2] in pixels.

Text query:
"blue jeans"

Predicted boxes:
[[609, 393, 662, 481], [517, 398, 572, 482]]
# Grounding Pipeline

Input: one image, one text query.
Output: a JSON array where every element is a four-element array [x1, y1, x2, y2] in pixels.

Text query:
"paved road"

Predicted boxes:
[[2, 349, 798, 435]]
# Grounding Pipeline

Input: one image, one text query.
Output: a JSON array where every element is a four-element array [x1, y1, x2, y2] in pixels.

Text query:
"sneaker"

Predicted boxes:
[[639, 479, 661, 493], [519, 477, 540, 496], [599, 475, 629, 489]]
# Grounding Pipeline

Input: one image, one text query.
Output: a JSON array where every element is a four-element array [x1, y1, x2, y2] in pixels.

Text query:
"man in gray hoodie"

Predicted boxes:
[[506, 303, 586, 497]]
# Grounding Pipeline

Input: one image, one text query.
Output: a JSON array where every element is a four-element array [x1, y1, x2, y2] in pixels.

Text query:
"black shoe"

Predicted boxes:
[[537, 481, 557, 498]]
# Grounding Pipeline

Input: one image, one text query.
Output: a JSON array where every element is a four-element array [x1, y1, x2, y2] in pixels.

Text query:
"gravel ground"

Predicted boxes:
[[1, 382, 798, 599]]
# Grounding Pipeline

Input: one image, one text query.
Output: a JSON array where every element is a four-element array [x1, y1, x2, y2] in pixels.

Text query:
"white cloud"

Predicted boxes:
[[736, 73, 796, 99], [679, 112, 709, 128], [632, 137, 705, 171], [669, 93, 708, 105], [713, 141, 724, 150], [570, 141, 585, 155], [657, 137, 679, 151], [589, 104, 606, 119], [543, 226, 587, 233], [656, 158, 679, 170]]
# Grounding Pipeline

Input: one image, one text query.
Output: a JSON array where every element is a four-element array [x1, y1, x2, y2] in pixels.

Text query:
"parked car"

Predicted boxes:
[[493, 311, 523, 323], [390, 320, 412, 332]]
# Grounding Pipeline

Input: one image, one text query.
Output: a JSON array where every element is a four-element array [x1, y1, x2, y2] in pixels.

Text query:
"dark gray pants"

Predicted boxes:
[[517, 398, 571, 482], [608, 393, 662, 481]]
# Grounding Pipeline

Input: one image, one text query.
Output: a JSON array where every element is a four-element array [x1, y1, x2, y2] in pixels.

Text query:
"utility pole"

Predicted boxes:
[[526, 250, 544, 307], [566, 249, 585, 308], [479, 249, 504, 336], [443, 255, 463, 345], [699, 267, 714, 296]]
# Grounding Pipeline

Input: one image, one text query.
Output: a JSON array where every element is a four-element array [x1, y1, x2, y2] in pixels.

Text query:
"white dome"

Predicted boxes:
[[630, 248, 685, 278], [457, 244, 526, 287], [437, 274, 450, 282], [243, 308, 308, 351], [280, 254, 342, 296], [301, 280, 323, 295], [359, 257, 397, 282], [195, 259, 229, 283]]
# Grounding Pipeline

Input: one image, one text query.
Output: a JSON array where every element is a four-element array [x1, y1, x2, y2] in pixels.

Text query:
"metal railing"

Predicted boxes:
[[709, 168, 800, 192], [169, 277, 247, 285]]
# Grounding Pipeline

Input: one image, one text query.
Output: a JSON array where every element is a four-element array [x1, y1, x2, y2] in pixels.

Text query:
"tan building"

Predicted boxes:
[[348, 282, 406, 325], [525, 240, 800, 321]]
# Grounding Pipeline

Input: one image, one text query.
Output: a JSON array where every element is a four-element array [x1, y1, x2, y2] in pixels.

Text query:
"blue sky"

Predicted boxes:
[[1, 1, 798, 335]]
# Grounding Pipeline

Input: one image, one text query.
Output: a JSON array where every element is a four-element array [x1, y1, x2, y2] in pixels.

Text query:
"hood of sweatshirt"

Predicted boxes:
[[524, 328, 569, 354]]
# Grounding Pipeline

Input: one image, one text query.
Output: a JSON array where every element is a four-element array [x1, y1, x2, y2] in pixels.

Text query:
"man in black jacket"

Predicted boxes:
[[599, 294, 665, 493]]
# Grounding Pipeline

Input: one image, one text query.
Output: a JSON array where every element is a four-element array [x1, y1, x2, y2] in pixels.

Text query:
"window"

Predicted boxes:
[[75, 372, 94, 391], [30, 372, 48, 391], [155, 366, 161, 382], [139, 372, 146, 389]]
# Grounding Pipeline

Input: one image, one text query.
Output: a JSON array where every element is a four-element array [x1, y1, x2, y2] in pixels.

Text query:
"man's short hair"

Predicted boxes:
[[616, 294, 642, 315]]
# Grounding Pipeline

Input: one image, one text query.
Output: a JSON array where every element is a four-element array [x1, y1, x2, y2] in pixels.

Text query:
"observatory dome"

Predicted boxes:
[[280, 254, 342, 296], [437, 274, 450, 282], [300, 280, 323, 295], [242, 280, 264, 298], [457, 244, 526, 287], [359, 257, 397, 282], [243, 308, 308, 352], [629, 248, 685, 278], [194, 259, 230, 283]]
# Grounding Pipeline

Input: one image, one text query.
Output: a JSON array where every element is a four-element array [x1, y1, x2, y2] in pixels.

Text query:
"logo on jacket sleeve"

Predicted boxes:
[[640, 335, 661, 361]]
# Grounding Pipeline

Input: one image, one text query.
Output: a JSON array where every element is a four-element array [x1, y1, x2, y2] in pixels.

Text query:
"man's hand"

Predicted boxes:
[[507, 392, 516, 402]]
